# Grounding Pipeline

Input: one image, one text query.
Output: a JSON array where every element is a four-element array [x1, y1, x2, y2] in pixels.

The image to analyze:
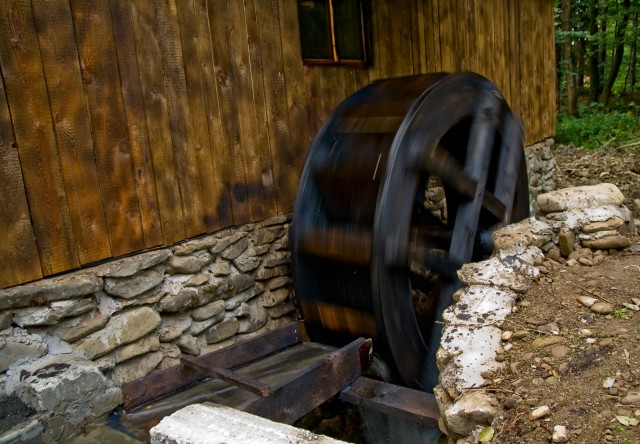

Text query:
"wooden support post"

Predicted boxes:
[[341, 377, 440, 428], [122, 322, 305, 411], [237, 337, 372, 424], [180, 355, 272, 397]]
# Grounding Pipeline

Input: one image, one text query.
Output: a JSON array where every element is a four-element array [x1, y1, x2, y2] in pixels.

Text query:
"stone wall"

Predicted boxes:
[[435, 183, 636, 443], [0, 214, 296, 442], [525, 138, 556, 215]]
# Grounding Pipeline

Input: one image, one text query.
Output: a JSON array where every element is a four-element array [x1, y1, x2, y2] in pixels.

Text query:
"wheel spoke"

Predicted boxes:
[[425, 145, 477, 200], [493, 112, 524, 222], [449, 91, 500, 264]]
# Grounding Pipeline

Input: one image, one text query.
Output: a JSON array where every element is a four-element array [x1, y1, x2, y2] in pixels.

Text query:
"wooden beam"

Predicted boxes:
[[180, 354, 272, 398], [238, 337, 372, 424], [341, 377, 440, 428], [122, 322, 305, 411]]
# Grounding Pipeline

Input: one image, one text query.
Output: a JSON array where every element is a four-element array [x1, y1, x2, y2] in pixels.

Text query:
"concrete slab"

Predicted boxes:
[[150, 403, 347, 444]]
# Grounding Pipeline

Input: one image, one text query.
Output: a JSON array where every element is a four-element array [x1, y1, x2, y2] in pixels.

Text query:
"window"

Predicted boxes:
[[297, 0, 368, 66]]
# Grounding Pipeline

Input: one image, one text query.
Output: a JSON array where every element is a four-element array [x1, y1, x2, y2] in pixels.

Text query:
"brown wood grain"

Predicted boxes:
[[253, 0, 297, 214], [206, 1, 251, 224], [0, 0, 79, 276], [277, 0, 311, 210], [0, 69, 42, 287], [174, 0, 231, 233], [226, 0, 277, 222], [438, 0, 454, 72], [69, 0, 145, 256], [188, 0, 234, 230], [110, 0, 163, 248], [31, 0, 111, 265], [154, 0, 207, 238], [129, 0, 185, 244]]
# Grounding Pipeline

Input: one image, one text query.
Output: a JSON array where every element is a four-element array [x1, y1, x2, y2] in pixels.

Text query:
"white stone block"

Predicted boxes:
[[150, 403, 347, 444]]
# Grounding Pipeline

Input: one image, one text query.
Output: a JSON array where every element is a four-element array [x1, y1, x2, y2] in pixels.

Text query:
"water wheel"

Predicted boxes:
[[290, 72, 529, 391]]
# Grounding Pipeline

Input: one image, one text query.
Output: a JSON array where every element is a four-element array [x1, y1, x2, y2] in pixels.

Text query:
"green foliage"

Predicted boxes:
[[555, 102, 640, 149]]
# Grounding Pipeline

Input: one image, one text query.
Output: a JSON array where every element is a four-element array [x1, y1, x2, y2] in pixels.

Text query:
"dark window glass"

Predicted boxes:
[[297, 0, 367, 65], [298, 1, 333, 60], [333, 0, 364, 61]]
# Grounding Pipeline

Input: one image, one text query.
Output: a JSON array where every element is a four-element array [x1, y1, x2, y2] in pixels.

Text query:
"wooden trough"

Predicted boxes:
[[121, 322, 439, 435]]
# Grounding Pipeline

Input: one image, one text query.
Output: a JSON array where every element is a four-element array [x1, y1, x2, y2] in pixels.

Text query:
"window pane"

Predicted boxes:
[[333, 0, 364, 61], [298, 1, 333, 60]]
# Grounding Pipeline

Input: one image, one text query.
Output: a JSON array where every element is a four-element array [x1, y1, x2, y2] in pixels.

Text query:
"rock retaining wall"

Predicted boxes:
[[435, 183, 637, 443], [0, 215, 296, 442]]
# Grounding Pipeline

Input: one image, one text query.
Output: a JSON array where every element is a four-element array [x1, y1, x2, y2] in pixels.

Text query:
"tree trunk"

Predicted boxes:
[[601, 0, 632, 105], [562, 0, 578, 115], [589, 0, 600, 102], [598, 4, 608, 96], [631, 12, 638, 99]]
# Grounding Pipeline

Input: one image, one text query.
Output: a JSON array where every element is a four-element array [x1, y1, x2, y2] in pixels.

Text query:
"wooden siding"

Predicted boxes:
[[0, 0, 556, 289]]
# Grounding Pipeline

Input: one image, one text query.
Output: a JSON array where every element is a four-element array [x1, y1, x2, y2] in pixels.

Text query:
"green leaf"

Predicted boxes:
[[479, 426, 495, 442], [616, 415, 639, 427]]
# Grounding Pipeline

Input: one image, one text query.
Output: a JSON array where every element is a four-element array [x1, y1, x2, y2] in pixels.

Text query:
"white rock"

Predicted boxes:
[[443, 286, 517, 324], [439, 325, 503, 395], [442, 391, 500, 436], [544, 205, 631, 231], [529, 405, 552, 420], [537, 183, 624, 212], [552, 425, 569, 443], [577, 295, 598, 308]]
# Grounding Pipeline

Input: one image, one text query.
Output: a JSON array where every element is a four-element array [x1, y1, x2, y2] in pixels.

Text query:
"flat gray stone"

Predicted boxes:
[[51, 310, 110, 343], [0, 328, 48, 373], [260, 288, 290, 308], [221, 237, 249, 260], [166, 252, 213, 274], [101, 250, 171, 277], [103, 269, 164, 299], [157, 288, 199, 313], [581, 233, 631, 250], [492, 218, 553, 250], [109, 351, 163, 386], [0, 273, 102, 310], [237, 303, 267, 334], [95, 334, 160, 370], [13, 298, 96, 327], [267, 300, 296, 319], [173, 236, 218, 256], [224, 284, 264, 311], [190, 300, 225, 321], [254, 265, 289, 281], [74, 307, 161, 359], [209, 232, 246, 254], [157, 315, 192, 342], [251, 227, 283, 246], [204, 318, 239, 344]]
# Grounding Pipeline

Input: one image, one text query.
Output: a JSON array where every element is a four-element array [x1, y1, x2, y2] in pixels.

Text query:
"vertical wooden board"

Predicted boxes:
[[0, 0, 79, 276], [109, 0, 163, 248], [367, 0, 383, 81], [31, 0, 111, 265], [389, 0, 412, 77], [192, 0, 233, 228], [129, 0, 185, 244], [431, 0, 442, 72], [438, 0, 454, 72], [206, 1, 251, 224], [463, 0, 477, 73], [410, 0, 425, 74], [254, 0, 298, 213], [153, 0, 207, 237], [423, 0, 439, 72], [375, 0, 393, 79], [69, 0, 145, 256], [240, 0, 278, 218], [276, 0, 311, 204], [518, 0, 533, 144], [0, 69, 42, 288], [225, 0, 277, 222], [174, 0, 232, 232], [493, 0, 507, 95], [304, 67, 324, 138], [506, 0, 521, 115]]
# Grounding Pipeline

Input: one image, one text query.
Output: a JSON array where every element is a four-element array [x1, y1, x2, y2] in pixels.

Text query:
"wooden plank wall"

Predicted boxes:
[[0, 0, 555, 289]]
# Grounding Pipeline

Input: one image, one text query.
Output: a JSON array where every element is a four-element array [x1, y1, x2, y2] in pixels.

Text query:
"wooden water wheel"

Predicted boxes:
[[290, 72, 529, 391]]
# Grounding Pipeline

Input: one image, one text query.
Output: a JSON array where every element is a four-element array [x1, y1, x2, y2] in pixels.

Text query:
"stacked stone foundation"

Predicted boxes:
[[0, 215, 297, 442]]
